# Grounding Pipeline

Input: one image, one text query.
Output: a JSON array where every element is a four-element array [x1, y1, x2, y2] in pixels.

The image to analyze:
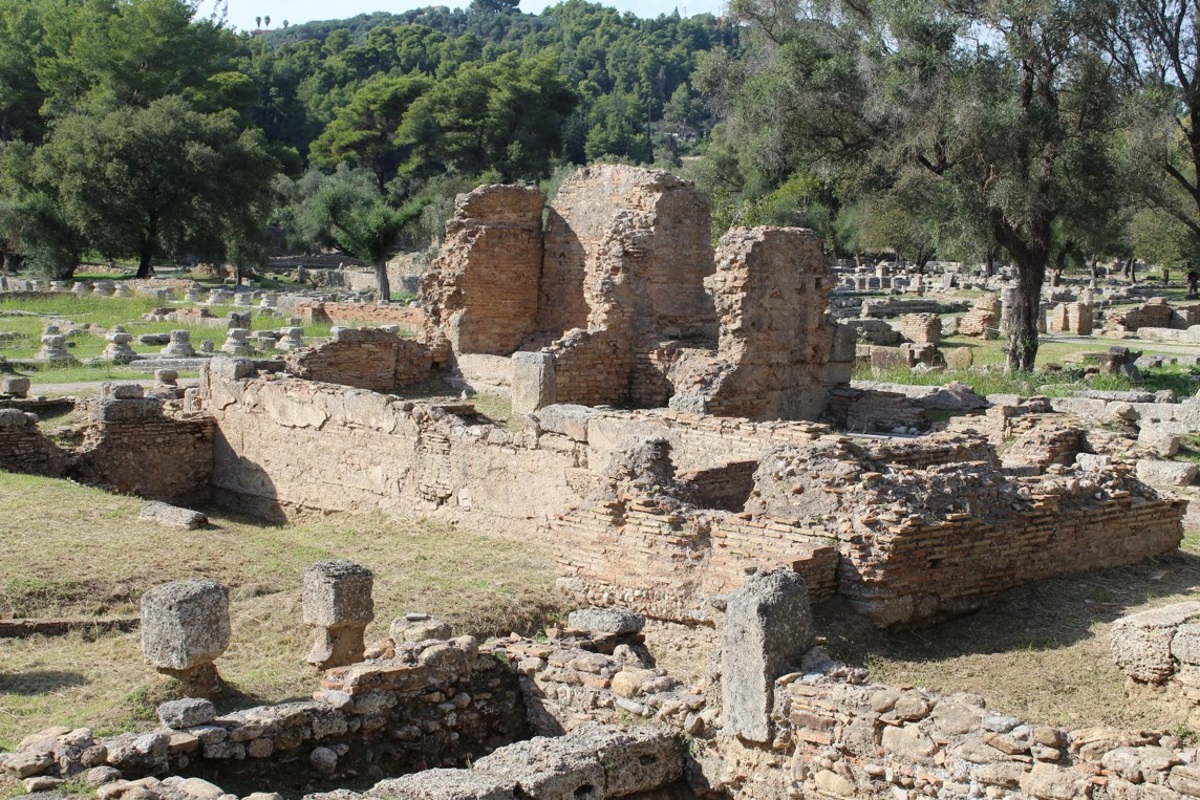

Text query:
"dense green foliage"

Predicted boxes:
[[0, 0, 729, 281]]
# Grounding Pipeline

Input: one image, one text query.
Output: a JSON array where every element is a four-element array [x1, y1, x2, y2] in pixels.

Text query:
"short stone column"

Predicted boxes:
[[71, 282, 91, 296], [141, 579, 231, 698], [184, 287, 204, 303], [36, 334, 71, 362], [220, 328, 254, 355], [1, 376, 30, 398], [92, 280, 115, 296], [275, 327, 305, 352], [161, 330, 196, 358], [303, 560, 374, 670], [113, 284, 133, 298], [720, 568, 812, 743], [103, 327, 138, 363]]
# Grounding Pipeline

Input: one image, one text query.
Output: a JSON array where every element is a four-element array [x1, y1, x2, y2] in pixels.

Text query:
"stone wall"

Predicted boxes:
[[958, 294, 1001, 337], [899, 312, 942, 344], [294, 303, 427, 330], [282, 328, 434, 392], [202, 361, 589, 524], [1047, 301, 1094, 335], [0, 397, 212, 503], [420, 185, 545, 356], [201, 366, 1184, 629], [667, 227, 845, 421], [1107, 299, 1175, 332]]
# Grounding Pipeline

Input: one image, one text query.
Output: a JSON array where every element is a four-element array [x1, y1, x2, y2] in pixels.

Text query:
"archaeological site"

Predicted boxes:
[[8, 164, 1200, 799]]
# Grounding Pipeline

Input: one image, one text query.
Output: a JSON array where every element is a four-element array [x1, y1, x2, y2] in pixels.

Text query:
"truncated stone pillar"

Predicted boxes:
[[141, 579, 231, 698], [303, 560, 374, 670], [511, 351, 557, 415], [720, 568, 812, 743]]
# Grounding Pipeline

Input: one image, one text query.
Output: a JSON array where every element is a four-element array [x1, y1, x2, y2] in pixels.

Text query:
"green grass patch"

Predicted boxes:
[[0, 471, 566, 751]]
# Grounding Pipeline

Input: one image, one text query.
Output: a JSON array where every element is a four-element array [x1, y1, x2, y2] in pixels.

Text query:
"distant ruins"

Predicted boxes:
[[2, 164, 1200, 799]]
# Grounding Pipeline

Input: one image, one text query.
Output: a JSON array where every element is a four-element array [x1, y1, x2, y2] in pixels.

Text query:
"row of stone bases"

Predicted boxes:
[[9, 567, 1200, 800]]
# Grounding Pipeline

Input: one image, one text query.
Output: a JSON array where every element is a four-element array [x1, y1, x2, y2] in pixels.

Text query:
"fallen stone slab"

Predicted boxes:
[[1136, 459, 1197, 488], [139, 502, 208, 530], [1111, 602, 1200, 683]]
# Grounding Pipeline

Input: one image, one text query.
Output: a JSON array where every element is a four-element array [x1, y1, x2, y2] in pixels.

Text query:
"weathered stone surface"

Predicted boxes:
[[141, 580, 230, 671], [304, 560, 374, 669], [1136, 459, 1197, 487], [1112, 602, 1200, 683], [511, 352, 557, 416], [719, 569, 812, 743], [566, 608, 645, 636], [156, 699, 216, 729], [139, 502, 208, 531], [1138, 425, 1181, 457], [370, 769, 516, 800]]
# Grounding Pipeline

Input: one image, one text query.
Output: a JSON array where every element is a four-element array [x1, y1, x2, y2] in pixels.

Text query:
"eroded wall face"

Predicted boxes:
[[537, 164, 715, 340], [670, 227, 844, 421], [420, 185, 546, 356]]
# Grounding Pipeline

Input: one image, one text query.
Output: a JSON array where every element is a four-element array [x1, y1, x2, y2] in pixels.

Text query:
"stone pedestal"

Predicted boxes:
[[161, 330, 196, 358], [36, 334, 71, 362], [720, 569, 812, 743], [303, 560, 374, 670], [276, 328, 305, 352], [113, 284, 133, 298], [141, 579, 230, 698], [103, 329, 139, 363], [220, 328, 254, 355]]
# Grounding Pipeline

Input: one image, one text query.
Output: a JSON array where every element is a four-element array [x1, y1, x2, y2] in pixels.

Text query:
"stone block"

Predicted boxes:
[[302, 561, 374, 627], [567, 607, 645, 635], [157, 698, 216, 729], [1136, 459, 1197, 487], [534, 404, 595, 443], [511, 352, 556, 416], [1138, 425, 1181, 457], [1, 376, 30, 397], [1111, 602, 1200, 683], [720, 568, 812, 743], [371, 769, 517, 800], [139, 502, 208, 531], [141, 580, 231, 671]]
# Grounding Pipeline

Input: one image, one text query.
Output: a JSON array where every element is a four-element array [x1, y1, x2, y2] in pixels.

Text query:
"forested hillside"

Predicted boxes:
[[5, 0, 1200, 369], [0, 0, 731, 287]]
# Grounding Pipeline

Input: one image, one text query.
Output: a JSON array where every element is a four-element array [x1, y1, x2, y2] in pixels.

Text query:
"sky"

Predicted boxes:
[[218, 0, 728, 35]]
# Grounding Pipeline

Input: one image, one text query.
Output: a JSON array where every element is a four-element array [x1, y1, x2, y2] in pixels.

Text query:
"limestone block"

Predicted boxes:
[[1111, 602, 1200, 683], [511, 352, 556, 416], [534, 404, 596, 443], [303, 561, 374, 627], [141, 580, 231, 671], [1136, 459, 1197, 487], [390, 614, 452, 643], [157, 698, 216, 729], [1, 376, 30, 397], [472, 724, 682, 800], [720, 569, 812, 743], [1172, 623, 1200, 666], [370, 769, 517, 800], [101, 383, 145, 400], [1138, 425, 1181, 457], [303, 560, 374, 669], [139, 502, 208, 531], [567, 607, 645, 635]]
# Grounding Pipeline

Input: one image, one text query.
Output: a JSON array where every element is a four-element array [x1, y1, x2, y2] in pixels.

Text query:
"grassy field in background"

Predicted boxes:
[[0, 472, 565, 752]]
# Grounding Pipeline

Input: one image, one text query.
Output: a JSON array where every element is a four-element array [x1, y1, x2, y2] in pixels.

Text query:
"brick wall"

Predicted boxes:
[[899, 312, 942, 344], [282, 328, 433, 392], [420, 185, 545, 355], [0, 401, 212, 503], [295, 302, 427, 330]]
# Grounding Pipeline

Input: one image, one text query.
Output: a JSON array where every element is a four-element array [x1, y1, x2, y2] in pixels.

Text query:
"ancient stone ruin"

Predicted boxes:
[[4, 165, 1200, 800]]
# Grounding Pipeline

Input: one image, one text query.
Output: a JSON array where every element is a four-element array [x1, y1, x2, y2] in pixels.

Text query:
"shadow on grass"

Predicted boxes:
[[817, 548, 1200, 666], [0, 669, 88, 695]]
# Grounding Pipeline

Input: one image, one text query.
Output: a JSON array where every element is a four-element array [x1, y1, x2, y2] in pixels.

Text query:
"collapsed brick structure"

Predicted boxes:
[[1047, 301, 1094, 335], [420, 166, 851, 420], [0, 389, 212, 503], [200, 361, 1184, 629]]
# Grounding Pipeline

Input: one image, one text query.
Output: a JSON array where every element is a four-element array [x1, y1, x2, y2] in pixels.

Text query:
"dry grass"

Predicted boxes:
[[815, 528, 1200, 734], [0, 471, 566, 752]]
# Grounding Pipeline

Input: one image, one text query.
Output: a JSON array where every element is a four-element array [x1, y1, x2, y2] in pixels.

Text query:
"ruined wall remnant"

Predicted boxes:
[[202, 361, 1186, 629], [420, 185, 546, 356], [282, 327, 433, 392], [668, 227, 848, 421], [1047, 301, 1093, 335]]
